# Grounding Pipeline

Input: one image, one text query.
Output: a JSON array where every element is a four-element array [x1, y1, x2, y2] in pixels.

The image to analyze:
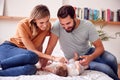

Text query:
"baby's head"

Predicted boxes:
[[55, 63, 68, 77]]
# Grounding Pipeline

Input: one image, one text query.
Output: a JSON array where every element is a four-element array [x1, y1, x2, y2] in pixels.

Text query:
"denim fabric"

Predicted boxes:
[[86, 48, 119, 80], [0, 41, 39, 76], [0, 65, 37, 76]]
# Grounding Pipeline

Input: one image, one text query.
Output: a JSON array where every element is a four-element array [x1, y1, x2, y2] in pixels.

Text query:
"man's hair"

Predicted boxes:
[[57, 5, 75, 19], [55, 66, 68, 77]]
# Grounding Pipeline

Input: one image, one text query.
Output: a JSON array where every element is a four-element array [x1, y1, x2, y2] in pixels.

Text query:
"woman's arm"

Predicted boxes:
[[40, 33, 61, 67], [45, 33, 59, 55], [18, 23, 66, 62]]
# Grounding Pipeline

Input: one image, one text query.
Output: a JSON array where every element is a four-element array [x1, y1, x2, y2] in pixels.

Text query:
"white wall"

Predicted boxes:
[[98, 26, 120, 63], [0, 0, 4, 16], [0, 19, 18, 43], [4, 0, 62, 18]]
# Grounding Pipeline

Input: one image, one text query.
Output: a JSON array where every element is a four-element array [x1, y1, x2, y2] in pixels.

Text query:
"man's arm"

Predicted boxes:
[[80, 38, 104, 66], [89, 38, 104, 60]]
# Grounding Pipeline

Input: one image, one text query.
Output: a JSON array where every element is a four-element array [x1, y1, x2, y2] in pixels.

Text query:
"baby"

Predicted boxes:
[[43, 53, 88, 77]]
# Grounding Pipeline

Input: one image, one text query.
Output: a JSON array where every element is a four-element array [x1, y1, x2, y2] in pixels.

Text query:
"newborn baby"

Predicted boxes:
[[43, 53, 88, 77]]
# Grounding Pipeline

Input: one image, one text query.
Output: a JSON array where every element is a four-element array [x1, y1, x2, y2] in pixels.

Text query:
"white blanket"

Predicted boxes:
[[0, 70, 113, 80], [0, 39, 114, 80]]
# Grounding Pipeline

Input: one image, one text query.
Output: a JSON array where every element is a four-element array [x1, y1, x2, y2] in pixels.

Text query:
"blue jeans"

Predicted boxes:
[[0, 41, 39, 76], [86, 48, 119, 80]]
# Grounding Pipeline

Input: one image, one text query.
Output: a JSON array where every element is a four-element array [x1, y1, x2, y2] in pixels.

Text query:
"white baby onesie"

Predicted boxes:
[[67, 59, 87, 76]]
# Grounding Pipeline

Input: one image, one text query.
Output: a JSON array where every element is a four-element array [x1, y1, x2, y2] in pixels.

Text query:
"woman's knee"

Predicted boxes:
[[0, 65, 37, 76], [10, 65, 37, 75], [23, 65, 37, 75]]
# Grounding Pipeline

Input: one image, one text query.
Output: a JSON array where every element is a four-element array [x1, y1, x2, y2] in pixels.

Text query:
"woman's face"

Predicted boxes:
[[35, 16, 50, 30]]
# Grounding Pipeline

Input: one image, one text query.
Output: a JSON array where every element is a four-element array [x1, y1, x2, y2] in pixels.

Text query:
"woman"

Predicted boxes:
[[0, 4, 67, 76]]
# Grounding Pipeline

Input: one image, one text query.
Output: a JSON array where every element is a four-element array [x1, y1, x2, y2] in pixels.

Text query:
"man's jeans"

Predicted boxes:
[[0, 41, 39, 76], [86, 48, 119, 80]]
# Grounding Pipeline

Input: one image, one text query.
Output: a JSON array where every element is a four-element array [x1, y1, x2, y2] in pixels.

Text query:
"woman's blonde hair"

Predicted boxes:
[[30, 4, 50, 20], [30, 4, 50, 37]]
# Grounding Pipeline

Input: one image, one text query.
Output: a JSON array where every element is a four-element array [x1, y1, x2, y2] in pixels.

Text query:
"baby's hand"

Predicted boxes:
[[73, 52, 79, 60]]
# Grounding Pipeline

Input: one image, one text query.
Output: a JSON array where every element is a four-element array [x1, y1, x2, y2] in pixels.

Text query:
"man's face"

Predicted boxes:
[[59, 15, 76, 33]]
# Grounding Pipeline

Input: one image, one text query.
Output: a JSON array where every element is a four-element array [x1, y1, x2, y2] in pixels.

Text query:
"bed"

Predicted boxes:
[[0, 38, 119, 80], [0, 70, 113, 80], [0, 41, 114, 80]]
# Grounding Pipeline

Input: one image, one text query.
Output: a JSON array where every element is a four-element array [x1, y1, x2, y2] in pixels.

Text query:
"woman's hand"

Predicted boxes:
[[40, 58, 48, 68]]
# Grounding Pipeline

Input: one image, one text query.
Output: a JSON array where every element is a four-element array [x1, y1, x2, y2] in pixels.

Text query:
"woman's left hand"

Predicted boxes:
[[39, 58, 48, 69]]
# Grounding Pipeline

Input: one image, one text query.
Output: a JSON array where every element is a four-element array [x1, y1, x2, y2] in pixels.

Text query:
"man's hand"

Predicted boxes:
[[79, 55, 93, 66]]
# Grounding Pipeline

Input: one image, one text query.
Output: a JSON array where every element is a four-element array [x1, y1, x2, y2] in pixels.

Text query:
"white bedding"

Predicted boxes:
[[0, 38, 115, 80], [0, 70, 113, 80]]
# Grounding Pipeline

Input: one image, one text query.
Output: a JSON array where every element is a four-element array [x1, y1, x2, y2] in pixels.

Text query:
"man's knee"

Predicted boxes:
[[104, 51, 117, 63], [90, 62, 112, 73]]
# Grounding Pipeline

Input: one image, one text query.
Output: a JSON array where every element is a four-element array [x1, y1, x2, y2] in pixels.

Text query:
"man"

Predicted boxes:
[[42, 5, 119, 80]]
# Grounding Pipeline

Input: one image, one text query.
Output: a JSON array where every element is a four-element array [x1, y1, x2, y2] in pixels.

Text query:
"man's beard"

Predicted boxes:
[[66, 20, 76, 33]]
